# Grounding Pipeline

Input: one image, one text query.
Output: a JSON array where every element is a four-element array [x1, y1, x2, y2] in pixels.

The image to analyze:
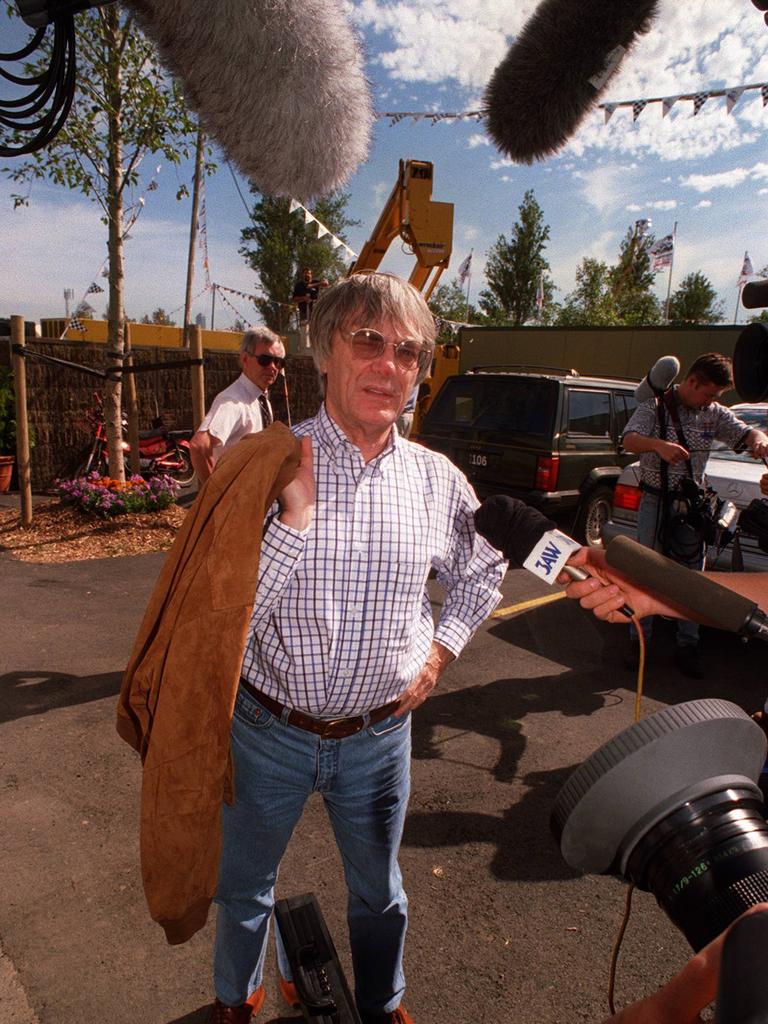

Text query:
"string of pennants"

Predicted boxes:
[[377, 110, 483, 125], [376, 79, 768, 129], [602, 80, 768, 122], [434, 315, 477, 336], [288, 198, 358, 260]]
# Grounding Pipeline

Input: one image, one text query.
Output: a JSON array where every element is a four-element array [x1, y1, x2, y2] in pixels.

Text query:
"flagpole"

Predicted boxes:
[[664, 221, 677, 323], [463, 248, 473, 322], [734, 283, 743, 325]]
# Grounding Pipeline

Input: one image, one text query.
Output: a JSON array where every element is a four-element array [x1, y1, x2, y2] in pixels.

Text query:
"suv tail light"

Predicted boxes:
[[613, 482, 642, 511], [535, 454, 560, 491]]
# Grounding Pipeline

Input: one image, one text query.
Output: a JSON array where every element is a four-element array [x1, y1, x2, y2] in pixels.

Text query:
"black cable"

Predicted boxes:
[[0, 15, 77, 157]]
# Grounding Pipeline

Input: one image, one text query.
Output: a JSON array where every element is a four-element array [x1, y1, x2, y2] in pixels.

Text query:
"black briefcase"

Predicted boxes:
[[274, 892, 362, 1024]]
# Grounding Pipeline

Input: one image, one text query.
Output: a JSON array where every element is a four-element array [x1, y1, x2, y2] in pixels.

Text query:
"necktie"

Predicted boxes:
[[258, 393, 273, 427]]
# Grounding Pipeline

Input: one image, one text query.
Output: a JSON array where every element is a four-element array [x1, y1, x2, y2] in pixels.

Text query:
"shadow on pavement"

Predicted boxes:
[[0, 669, 123, 724], [164, 1008, 296, 1024]]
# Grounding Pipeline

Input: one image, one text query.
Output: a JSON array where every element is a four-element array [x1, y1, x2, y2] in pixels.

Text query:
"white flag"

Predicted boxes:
[[289, 198, 301, 214], [457, 251, 472, 285]]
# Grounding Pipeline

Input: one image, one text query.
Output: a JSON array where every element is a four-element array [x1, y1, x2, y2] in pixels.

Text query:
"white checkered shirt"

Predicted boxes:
[[240, 405, 506, 716]]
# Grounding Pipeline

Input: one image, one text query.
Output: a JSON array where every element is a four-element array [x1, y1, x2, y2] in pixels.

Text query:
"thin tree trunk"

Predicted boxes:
[[105, 7, 126, 482]]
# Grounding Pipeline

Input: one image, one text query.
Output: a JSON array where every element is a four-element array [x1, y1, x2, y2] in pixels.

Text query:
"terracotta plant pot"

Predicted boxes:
[[0, 454, 14, 493]]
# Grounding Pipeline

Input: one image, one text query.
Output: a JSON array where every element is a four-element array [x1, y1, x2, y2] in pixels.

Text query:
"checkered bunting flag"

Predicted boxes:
[[68, 316, 85, 332], [763, 85, 768, 107], [632, 100, 647, 121], [693, 92, 708, 115], [86, 282, 104, 294]]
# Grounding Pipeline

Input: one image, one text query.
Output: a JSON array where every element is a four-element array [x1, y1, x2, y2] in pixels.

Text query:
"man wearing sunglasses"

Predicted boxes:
[[190, 326, 286, 483], [212, 273, 505, 1024]]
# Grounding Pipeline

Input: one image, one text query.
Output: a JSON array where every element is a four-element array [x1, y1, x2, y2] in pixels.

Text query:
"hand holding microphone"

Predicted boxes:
[[474, 495, 635, 617]]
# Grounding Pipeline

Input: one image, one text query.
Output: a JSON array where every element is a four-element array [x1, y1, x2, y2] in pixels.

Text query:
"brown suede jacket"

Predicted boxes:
[[116, 423, 300, 944]]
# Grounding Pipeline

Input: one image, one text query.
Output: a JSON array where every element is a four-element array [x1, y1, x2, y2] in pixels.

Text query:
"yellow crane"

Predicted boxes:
[[349, 159, 453, 298]]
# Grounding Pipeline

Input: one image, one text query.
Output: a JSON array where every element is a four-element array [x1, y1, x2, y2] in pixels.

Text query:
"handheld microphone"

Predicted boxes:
[[634, 355, 681, 403], [125, 0, 373, 199], [715, 907, 768, 1024], [474, 495, 635, 617], [483, 0, 661, 164], [742, 280, 768, 309], [605, 535, 768, 642]]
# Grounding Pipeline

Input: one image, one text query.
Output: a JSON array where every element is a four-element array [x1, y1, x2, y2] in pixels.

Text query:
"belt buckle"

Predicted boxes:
[[321, 714, 359, 736]]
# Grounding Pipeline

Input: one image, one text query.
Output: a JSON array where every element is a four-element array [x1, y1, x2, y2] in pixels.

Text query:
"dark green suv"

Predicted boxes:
[[416, 367, 639, 545]]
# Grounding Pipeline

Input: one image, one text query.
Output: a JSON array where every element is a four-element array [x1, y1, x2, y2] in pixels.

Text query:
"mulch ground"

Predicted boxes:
[[0, 499, 186, 562]]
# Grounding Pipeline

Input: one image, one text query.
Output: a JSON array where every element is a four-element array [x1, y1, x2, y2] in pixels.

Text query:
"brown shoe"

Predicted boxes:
[[360, 1007, 414, 1024], [210, 986, 265, 1023], [278, 977, 300, 1008]]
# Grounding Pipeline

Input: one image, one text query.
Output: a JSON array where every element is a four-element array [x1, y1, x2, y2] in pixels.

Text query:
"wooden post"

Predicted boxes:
[[183, 128, 205, 348], [124, 322, 141, 476], [10, 316, 32, 527], [190, 324, 205, 431]]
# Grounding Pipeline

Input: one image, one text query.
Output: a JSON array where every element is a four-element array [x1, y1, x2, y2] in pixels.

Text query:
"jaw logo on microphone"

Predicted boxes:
[[523, 529, 581, 584]]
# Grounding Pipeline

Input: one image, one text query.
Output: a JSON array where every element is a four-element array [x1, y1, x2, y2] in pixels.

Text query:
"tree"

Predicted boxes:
[[477, 190, 551, 326], [3, 8, 202, 480], [141, 308, 176, 326], [608, 226, 662, 325], [557, 258, 621, 326], [239, 191, 358, 333], [668, 272, 724, 325]]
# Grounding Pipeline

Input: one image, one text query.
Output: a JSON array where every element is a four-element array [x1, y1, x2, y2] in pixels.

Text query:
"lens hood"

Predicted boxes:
[[552, 699, 767, 876]]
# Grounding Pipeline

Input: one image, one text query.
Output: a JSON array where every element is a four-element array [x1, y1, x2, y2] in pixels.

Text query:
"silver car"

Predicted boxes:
[[603, 404, 768, 570]]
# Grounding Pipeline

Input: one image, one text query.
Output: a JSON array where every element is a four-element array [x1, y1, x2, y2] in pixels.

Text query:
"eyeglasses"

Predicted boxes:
[[346, 329, 429, 372], [247, 353, 285, 370]]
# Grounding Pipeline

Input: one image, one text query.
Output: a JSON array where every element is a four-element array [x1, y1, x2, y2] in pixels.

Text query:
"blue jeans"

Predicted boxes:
[[213, 685, 411, 1014], [632, 492, 704, 647]]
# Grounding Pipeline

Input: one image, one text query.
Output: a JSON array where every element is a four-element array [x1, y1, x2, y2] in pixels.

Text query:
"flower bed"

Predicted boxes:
[[56, 473, 180, 518]]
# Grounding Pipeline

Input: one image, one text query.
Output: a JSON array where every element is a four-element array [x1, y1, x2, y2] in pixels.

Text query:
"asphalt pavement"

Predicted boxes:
[[2, 539, 767, 1024]]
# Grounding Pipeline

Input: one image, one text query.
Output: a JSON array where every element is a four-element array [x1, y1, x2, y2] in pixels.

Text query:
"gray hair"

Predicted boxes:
[[309, 272, 437, 382], [240, 326, 282, 354]]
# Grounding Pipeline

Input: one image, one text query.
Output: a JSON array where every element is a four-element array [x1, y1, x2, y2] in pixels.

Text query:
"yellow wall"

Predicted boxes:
[[40, 318, 244, 352]]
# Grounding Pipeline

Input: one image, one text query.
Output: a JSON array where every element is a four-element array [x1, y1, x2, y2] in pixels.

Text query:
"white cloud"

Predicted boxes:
[[467, 133, 490, 149], [625, 203, 643, 212], [572, 164, 637, 213], [647, 199, 678, 210], [696, 199, 713, 207], [679, 161, 768, 192]]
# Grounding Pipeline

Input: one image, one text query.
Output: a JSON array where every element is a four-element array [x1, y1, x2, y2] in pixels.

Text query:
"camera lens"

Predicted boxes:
[[626, 786, 768, 950], [552, 699, 768, 950]]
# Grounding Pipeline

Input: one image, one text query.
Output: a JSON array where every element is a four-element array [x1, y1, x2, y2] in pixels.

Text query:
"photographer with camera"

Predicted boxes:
[[622, 352, 768, 679]]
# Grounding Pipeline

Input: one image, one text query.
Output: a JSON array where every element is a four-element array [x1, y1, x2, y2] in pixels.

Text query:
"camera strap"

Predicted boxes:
[[663, 389, 696, 483]]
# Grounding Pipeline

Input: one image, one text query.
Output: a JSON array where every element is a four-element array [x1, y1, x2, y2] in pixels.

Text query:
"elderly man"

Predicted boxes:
[[190, 326, 285, 482], [211, 273, 506, 1024]]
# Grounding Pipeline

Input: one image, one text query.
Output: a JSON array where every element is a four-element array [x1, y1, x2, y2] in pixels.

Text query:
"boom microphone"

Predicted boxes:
[[125, 0, 373, 199], [474, 495, 634, 617], [634, 354, 681, 402], [605, 535, 768, 641], [742, 280, 768, 309], [483, 0, 661, 164]]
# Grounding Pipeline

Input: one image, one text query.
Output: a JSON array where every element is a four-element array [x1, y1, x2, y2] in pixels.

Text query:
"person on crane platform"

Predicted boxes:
[[291, 267, 328, 348]]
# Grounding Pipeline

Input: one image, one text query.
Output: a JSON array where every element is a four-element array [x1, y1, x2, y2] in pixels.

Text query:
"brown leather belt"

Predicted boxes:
[[239, 678, 401, 739]]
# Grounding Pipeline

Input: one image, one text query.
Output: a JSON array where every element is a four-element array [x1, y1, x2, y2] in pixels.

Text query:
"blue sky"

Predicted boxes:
[[4, 0, 768, 328]]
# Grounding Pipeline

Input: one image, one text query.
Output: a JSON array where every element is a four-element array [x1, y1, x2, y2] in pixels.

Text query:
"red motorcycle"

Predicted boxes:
[[75, 394, 195, 486]]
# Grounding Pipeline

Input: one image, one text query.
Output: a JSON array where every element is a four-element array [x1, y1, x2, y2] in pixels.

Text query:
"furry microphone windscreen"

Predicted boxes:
[[483, 0, 660, 164], [125, 0, 373, 199]]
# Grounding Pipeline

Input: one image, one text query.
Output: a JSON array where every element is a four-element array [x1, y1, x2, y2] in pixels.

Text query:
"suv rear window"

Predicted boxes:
[[424, 376, 558, 436]]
